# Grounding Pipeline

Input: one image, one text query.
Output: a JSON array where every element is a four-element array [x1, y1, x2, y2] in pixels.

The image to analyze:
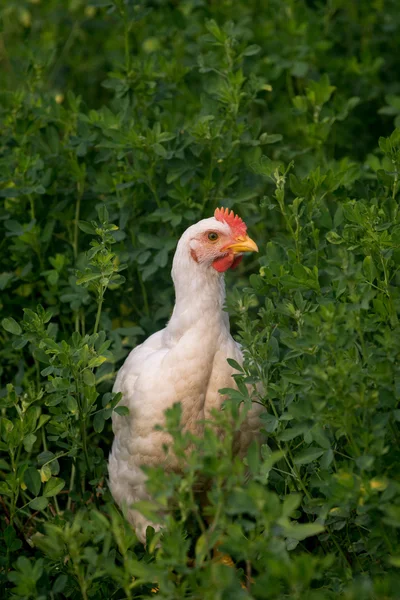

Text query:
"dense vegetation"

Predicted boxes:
[[1, 1, 400, 598]]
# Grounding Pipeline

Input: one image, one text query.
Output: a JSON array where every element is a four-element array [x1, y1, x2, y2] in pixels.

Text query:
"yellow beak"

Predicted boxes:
[[224, 235, 259, 254]]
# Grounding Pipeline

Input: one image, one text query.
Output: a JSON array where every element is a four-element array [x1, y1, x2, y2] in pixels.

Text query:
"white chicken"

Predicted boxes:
[[108, 207, 262, 543]]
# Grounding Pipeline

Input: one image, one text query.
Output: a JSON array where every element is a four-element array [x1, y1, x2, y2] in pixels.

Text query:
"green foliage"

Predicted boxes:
[[1, 0, 400, 597]]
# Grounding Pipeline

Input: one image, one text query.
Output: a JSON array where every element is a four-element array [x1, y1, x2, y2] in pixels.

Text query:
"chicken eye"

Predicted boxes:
[[208, 232, 219, 242]]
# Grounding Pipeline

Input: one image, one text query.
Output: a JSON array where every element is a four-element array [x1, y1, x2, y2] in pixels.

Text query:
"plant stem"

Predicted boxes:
[[93, 290, 104, 335], [74, 311, 79, 333], [75, 567, 88, 600], [73, 180, 84, 260], [326, 525, 352, 568], [29, 195, 35, 220], [202, 152, 214, 209], [42, 427, 47, 452], [80, 417, 90, 474], [246, 560, 252, 592], [148, 178, 161, 208], [67, 462, 76, 511], [54, 495, 61, 515], [137, 268, 149, 316], [393, 168, 398, 200]]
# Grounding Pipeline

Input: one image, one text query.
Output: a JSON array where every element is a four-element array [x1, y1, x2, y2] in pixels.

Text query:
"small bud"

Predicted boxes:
[[85, 6, 96, 18]]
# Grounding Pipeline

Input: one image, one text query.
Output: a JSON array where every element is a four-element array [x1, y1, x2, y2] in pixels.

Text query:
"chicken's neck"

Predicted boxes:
[[167, 247, 229, 341]]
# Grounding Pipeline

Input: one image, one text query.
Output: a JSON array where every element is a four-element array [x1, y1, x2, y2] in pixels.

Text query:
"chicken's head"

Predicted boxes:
[[188, 207, 258, 273]]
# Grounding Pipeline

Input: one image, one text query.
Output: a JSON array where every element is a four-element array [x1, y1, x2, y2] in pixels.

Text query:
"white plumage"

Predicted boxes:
[[108, 209, 262, 543]]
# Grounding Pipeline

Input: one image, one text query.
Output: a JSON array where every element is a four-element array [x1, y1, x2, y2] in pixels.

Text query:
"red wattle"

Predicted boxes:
[[231, 255, 243, 269], [212, 254, 235, 272]]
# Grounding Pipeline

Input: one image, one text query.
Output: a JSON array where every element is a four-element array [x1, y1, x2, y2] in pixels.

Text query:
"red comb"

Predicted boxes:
[[214, 207, 247, 237]]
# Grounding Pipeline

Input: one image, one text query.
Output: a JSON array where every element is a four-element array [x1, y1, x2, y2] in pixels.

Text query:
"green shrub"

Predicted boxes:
[[1, 1, 400, 598]]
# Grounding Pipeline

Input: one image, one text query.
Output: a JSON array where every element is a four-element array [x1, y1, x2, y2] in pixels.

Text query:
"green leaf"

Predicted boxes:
[[41, 366, 54, 377], [83, 370, 96, 386], [53, 574, 68, 594], [306, 74, 335, 106], [291, 61, 309, 77], [40, 465, 52, 483], [153, 143, 167, 158], [43, 477, 65, 497], [283, 522, 324, 541], [93, 412, 105, 433], [261, 412, 279, 433], [23, 433, 37, 453], [320, 448, 334, 470], [2, 317, 22, 335], [259, 133, 283, 145], [97, 205, 109, 223], [24, 467, 41, 496], [4, 526, 22, 551], [225, 489, 258, 516], [0, 481, 12, 496], [243, 44, 261, 56], [37, 450, 55, 465], [114, 405, 129, 416], [247, 440, 260, 474], [277, 423, 311, 442], [76, 272, 101, 285], [195, 530, 221, 564], [12, 337, 28, 350], [326, 231, 344, 245], [282, 493, 302, 517], [133, 501, 163, 523], [88, 355, 107, 368], [293, 447, 325, 465], [363, 256, 377, 282], [226, 358, 243, 372], [205, 19, 225, 43], [64, 396, 77, 414], [29, 496, 49, 511], [78, 221, 96, 234]]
